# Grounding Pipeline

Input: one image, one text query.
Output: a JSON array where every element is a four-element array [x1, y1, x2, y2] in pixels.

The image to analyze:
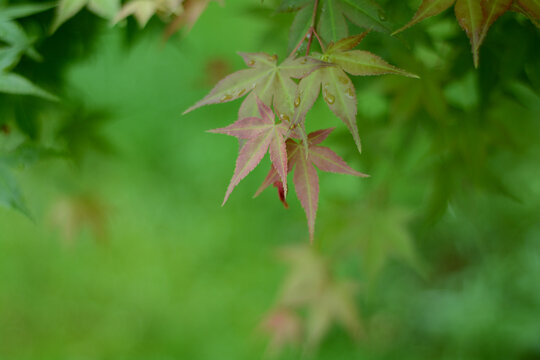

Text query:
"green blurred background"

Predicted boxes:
[[1, 0, 539, 359]]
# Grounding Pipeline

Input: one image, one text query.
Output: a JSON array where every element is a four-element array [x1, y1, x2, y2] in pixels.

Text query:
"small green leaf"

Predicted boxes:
[[0, 2, 55, 20], [0, 163, 32, 219], [288, 4, 312, 54], [328, 50, 419, 78], [0, 72, 58, 100], [455, 0, 484, 67], [317, 0, 348, 44]]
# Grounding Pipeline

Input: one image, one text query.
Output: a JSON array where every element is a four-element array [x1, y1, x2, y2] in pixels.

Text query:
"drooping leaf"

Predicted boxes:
[[293, 144, 319, 241], [289, 36, 417, 155], [0, 72, 58, 100], [209, 98, 289, 204], [326, 50, 420, 78], [392, 0, 456, 35], [319, 66, 361, 152], [256, 128, 367, 241]]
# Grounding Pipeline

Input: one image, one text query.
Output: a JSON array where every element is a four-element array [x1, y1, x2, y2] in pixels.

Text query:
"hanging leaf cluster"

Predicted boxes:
[[184, 30, 418, 241]]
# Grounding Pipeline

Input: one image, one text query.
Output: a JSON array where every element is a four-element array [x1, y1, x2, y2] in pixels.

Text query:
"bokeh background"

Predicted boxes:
[[1, 0, 539, 359]]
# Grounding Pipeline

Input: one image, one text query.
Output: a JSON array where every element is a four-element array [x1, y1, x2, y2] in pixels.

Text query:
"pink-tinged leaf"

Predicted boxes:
[[392, 0, 456, 35], [269, 127, 289, 196], [455, 0, 484, 67], [310, 146, 369, 177], [254, 140, 300, 198], [256, 96, 275, 123], [320, 67, 362, 153], [280, 56, 329, 79], [308, 128, 335, 146], [326, 31, 370, 54], [292, 148, 319, 242], [329, 50, 419, 78], [517, 0, 540, 19], [238, 52, 278, 68], [223, 130, 272, 205], [207, 117, 270, 139], [183, 68, 269, 114]]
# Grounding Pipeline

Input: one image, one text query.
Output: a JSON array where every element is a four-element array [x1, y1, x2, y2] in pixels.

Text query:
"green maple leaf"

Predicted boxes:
[[285, 0, 392, 51], [393, 0, 538, 67], [290, 33, 418, 154]]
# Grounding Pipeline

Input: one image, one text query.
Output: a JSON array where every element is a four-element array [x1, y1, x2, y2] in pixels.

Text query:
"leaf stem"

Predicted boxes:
[[288, 0, 323, 58], [305, 0, 320, 55]]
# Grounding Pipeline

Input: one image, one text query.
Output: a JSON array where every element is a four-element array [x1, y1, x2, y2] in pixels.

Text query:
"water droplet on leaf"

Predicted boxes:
[[294, 97, 301, 107], [325, 93, 335, 104]]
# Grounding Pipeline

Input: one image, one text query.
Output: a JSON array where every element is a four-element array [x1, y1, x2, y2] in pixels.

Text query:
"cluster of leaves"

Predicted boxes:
[[261, 246, 361, 354], [393, 0, 540, 67], [53, 0, 219, 32], [184, 31, 417, 241]]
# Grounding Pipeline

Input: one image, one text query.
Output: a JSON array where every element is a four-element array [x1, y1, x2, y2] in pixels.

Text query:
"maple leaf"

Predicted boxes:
[[208, 97, 289, 205], [52, 0, 121, 32], [266, 245, 363, 352], [114, 0, 184, 28], [255, 128, 368, 242], [290, 33, 418, 154], [392, 0, 537, 67], [183, 52, 327, 124], [285, 0, 392, 51]]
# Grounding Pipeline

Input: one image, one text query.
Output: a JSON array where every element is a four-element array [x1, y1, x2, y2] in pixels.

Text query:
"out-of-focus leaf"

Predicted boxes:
[[52, 0, 121, 32], [0, 72, 58, 100], [0, 143, 63, 168], [0, 162, 32, 218], [0, 3, 55, 20], [260, 308, 302, 355], [48, 194, 108, 243], [115, 0, 184, 28], [266, 246, 362, 351]]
